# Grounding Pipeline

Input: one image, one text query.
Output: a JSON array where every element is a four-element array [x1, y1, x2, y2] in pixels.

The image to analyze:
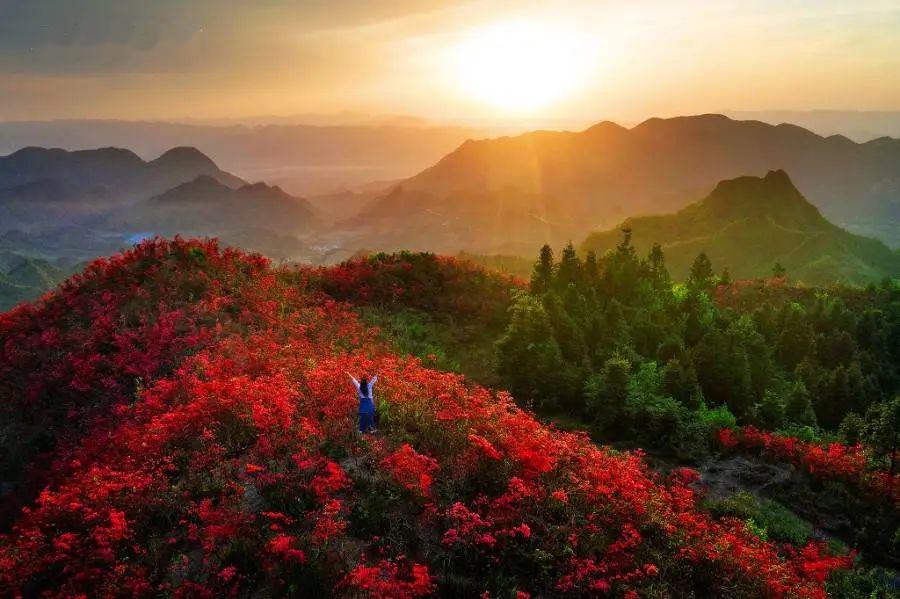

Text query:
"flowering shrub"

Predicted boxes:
[[716, 427, 899, 505], [380, 444, 440, 498], [340, 556, 435, 599], [0, 239, 853, 596], [307, 251, 522, 328]]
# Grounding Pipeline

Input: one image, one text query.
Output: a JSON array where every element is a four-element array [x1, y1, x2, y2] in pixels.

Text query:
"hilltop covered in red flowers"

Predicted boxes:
[[0, 239, 852, 597]]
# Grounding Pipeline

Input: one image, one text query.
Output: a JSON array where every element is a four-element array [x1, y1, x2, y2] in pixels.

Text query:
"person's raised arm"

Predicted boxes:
[[346, 372, 360, 391], [368, 375, 378, 395]]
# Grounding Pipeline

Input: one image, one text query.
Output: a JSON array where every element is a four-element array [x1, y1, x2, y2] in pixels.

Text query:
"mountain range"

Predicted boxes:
[[1, 114, 899, 306], [0, 146, 320, 269], [0, 146, 243, 232], [335, 114, 900, 253], [0, 145, 243, 195], [0, 120, 481, 197], [581, 170, 900, 286]]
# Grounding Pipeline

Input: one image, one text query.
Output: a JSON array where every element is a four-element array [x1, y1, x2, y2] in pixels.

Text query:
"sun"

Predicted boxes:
[[451, 20, 596, 114]]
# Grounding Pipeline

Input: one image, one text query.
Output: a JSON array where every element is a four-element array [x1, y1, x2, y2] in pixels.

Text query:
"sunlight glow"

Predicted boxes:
[[451, 20, 599, 114]]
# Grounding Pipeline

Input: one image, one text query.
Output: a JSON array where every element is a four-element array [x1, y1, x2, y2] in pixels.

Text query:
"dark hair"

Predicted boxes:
[[359, 375, 368, 396]]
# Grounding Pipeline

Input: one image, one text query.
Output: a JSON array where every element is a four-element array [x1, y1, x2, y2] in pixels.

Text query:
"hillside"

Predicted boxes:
[[581, 170, 900, 286], [336, 114, 900, 253], [0, 252, 69, 311], [0, 238, 852, 597]]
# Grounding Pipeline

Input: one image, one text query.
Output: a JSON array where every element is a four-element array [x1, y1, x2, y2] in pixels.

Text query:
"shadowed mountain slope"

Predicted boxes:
[[120, 175, 319, 236]]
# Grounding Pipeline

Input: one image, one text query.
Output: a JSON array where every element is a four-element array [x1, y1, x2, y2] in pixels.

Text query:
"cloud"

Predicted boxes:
[[0, 0, 897, 121], [0, 0, 463, 75]]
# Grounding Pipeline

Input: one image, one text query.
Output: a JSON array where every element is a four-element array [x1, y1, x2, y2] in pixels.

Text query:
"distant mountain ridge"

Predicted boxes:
[[0, 145, 247, 233], [0, 145, 321, 274], [121, 174, 318, 236], [0, 145, 243, 195], [343, 114, 900, 252], [581, 170, 900, 286], [0, 120, 482, 196]]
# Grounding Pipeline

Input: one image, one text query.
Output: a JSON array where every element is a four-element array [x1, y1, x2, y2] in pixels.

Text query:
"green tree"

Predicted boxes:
[[688, 252, 714, 291], [775, 311, 815, 370], [838, 412, 866, 445], [727, 315, 774, 399], [494, 293, 567, 410], [646, 243, 670, 291], [530, 244, 554, 295], [682, 288, 714, 346], [752, 302, 778, 344], [542, 291, 588, 367], [864, 397, 899, 501], [754, 390, 786, 430], [603, 228, 641, 300], [583, 251, 600, 290], [785, 382, 817, 427], [584, 356, 630, 428], [816, 365, 868, 429], [595, 299, 631, 363], [772, 262, 787, 278], [661, 357, 703, 410], [692, 328, 754, 417], [556, 241, 581, 290]]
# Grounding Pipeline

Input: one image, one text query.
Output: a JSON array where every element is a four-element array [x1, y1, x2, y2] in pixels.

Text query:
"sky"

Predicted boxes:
[[1, 0, 899, 125]]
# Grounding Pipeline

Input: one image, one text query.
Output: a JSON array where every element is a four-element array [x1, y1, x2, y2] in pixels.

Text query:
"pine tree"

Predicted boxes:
[[556, 241, 581, 290], [785, 381, 817, 427], [688, 252, 714, 291], [530, 244, 554, 294], [584, 356, 630, 427], [494, 293, 567, 410], [583, 251, 600, 290], [817, 366, 854, 429], [776, 321, 815, 370], [543, 291, 588, 366], [755, 389, 786, 429], [647, 243, 670, 290], [661, 357, 703, 410], [604, 228, 641, 299], [692, 328, 754, 417]]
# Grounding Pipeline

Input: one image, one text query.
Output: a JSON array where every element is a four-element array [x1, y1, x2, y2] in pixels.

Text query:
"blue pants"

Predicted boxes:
[[358, 411, 375, 433]]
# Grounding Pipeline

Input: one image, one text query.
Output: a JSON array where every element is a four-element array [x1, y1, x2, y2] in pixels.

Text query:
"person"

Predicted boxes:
[[348, 372, 378, 433]]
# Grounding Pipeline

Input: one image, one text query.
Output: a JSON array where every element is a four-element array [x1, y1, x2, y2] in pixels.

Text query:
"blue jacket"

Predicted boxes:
[[349, 374, 378, 414]]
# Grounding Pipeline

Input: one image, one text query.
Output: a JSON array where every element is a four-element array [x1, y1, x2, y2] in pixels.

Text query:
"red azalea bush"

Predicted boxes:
[[0, 238, 854, 597], [716, 427, 899, 504], [307, 251, 523, 327], [380, 444, 440, 498]]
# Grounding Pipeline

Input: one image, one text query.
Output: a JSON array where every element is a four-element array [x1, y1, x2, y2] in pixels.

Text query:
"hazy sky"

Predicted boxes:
[[1, 0, 899, 124]]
